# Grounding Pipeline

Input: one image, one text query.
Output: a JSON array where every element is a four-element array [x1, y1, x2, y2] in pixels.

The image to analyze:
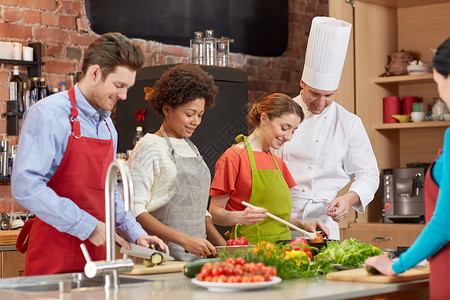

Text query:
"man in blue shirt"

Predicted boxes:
[[12, 32, 168, 275]]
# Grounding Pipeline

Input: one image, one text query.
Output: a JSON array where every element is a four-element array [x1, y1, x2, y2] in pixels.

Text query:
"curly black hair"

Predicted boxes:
[[148, 63, 218, 115]]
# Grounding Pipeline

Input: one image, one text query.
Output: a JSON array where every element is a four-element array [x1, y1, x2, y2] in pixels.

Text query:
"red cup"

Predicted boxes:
[[402, 96, 421, 115], [383, 96, 401, 123]]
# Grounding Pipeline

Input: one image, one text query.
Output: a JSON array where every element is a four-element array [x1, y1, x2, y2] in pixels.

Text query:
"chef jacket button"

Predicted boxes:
[[302, 189, 305, 192], [94, 113, 99, 117], [315, 139, 320, 142]]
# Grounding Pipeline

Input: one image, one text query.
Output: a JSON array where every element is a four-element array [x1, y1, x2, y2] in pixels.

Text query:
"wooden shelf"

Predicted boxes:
[[372, 73, 434, 85], [357, 0, 450, 9], [374, 120, 450, 130]]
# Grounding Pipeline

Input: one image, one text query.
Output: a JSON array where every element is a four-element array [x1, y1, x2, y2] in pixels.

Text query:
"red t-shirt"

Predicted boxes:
[[210, 145, 296, 212]]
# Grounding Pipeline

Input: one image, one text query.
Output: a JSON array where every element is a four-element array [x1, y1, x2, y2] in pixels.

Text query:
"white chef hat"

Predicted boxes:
[[301, 16, 352, 91]]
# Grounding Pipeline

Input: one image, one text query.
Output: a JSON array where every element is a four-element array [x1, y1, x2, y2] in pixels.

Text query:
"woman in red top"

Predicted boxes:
[[209, 93, 329, 244]]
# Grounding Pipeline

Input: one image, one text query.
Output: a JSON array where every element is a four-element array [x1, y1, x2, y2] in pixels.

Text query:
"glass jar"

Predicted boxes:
[[432, 97, 449, 121], [190, 31, 204, 64], [216, 39, 229, 67], [204, 29, 216, 66]]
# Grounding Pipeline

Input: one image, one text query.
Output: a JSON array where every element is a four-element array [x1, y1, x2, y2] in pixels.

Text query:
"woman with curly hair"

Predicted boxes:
[[128, 63, 226, 261]]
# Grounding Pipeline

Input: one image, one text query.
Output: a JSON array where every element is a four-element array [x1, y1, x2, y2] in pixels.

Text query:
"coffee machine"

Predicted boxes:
[[382, 167, 425, 223]]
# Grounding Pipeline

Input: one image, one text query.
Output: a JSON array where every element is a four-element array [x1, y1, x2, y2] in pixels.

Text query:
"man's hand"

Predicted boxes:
[[291, 218, 330, 238], [88, 220, 130, 249], [327, 192, 360, 222], [136, 235, 170, 255]]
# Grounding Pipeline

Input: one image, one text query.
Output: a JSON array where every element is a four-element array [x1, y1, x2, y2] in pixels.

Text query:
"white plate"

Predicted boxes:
[[191, 276, 282, 292]]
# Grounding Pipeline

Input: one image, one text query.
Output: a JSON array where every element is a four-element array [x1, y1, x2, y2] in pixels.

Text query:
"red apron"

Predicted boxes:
[[424, 149, 450, 300], [16, 87, 114, 276]]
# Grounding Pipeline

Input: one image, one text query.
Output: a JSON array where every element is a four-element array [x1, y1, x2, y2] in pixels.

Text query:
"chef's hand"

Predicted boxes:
[[136, 235, 170, 255], [364, 255, 397, 276], [88, 221, 130, 250], [182, 237, 216, 258], [327, 192, 360, 222], [239, 206, 267, 225], [303, 220, 330, 238]]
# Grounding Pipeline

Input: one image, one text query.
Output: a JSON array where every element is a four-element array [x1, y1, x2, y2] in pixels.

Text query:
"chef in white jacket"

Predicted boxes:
[[274, 17, 379, 240]]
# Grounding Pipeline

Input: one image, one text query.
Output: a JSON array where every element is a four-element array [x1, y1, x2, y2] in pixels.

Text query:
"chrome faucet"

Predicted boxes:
[[81, 159, 135, 290]]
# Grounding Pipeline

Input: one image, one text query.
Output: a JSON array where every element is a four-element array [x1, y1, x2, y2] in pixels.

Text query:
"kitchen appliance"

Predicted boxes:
[[382, 167, 425, 223]]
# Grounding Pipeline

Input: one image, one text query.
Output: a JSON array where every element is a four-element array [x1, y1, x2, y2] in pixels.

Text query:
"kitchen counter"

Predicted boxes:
[[0, 271, 429, 300], [0, 230, 20, 247]]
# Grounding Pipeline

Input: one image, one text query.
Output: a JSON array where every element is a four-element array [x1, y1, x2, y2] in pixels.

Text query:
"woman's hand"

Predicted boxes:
[[239, 206, 267, 225], [182, 237, 216, 257], [364, 255, 397, 276], [136, 235, 170, 255]]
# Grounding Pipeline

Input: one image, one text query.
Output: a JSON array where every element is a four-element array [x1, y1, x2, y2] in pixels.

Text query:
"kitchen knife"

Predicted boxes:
[[120, 243, 175, 261]]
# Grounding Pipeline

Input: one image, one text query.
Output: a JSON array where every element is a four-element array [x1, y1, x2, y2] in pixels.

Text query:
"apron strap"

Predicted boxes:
[[68, 87, 81, 139], [238, 135, 280, 172], [16, 218, 35, 253], [160, 126, 201, 157]]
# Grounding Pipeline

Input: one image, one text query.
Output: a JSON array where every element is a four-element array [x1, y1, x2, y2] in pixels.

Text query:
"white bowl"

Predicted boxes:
[[407, 64, 431, 75], [411, 112, 425, 122]]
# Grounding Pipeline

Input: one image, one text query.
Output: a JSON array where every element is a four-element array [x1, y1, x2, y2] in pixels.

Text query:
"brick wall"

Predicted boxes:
[[0, 0, 327, 213]]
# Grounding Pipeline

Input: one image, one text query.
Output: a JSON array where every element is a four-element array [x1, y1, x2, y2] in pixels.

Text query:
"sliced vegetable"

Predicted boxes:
[[366, 266, 381, 275]]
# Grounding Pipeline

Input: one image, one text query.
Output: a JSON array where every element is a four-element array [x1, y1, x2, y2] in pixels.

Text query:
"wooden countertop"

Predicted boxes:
[[0, 230, 20, 246]]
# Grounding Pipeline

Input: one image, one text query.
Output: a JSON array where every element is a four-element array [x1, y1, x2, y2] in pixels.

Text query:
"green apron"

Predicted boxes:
[[231, 135, 292, 244]]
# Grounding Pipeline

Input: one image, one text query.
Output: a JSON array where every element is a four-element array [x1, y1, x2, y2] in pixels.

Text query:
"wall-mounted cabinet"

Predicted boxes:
[[354, 0, 450, 171]]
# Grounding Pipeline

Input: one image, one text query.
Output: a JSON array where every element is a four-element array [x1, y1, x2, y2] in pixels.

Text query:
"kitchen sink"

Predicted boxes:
[[0, 272, 152, 293]]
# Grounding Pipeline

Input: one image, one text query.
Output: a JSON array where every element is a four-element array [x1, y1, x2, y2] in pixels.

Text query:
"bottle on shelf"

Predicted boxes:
[[66, 73, 74, 89], [9, 66, 24, 113], [30, 77, 39, 101], [47, 84, 53, 96], [23, 82, 30, 111], [38, 78, 48, 100], [60, 81, 66, 91], [132, 126, 144, 147], [29, 93, 37, 107], [1, 141, 9, 178]]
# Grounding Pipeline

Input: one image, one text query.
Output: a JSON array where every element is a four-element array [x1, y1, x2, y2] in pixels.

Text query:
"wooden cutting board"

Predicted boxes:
[[326, 266, 430, 283], [123, 261, 187, 275]]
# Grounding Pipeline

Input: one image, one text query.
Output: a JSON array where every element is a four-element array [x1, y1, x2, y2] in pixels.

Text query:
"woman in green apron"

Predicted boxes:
[[209, 93, 329, 245]]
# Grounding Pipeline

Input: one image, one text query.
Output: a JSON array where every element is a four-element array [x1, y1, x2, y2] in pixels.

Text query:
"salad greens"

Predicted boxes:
[[315, 238, 382, 268]]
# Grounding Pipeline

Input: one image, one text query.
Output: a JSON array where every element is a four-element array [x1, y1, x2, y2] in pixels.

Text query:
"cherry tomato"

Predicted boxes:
[[200, 267, 211, 277], [252, 275, 265, 282], [211, 266, 224, 276], [226, 239, 236, 246], [237, 236, 249, 245], [235, 257, 245, 265], [225, 257, 236, 265]]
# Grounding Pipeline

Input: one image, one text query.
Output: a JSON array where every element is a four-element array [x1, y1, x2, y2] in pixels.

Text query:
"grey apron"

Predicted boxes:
[[151, 127, 211, 261]]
